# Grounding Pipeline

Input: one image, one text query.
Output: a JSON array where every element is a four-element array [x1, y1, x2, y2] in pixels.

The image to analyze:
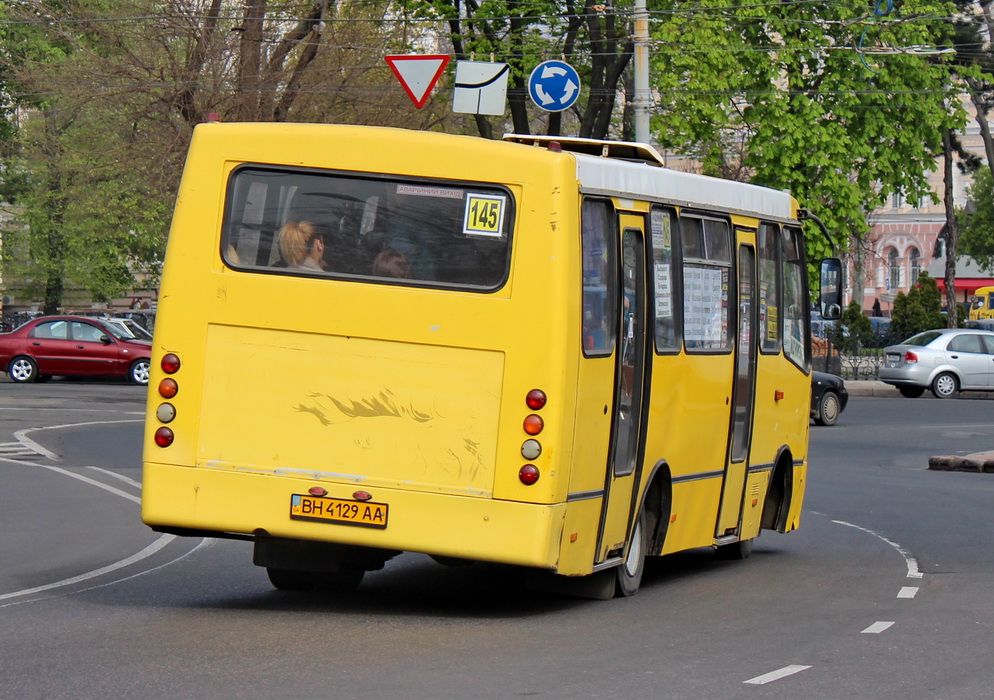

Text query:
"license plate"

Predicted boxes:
[[290, 494, 389, 529], [885, 353, 900, 367]]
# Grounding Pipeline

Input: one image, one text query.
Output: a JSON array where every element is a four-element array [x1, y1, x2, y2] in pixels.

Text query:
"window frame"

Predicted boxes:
[[220, 164, 516, 293]]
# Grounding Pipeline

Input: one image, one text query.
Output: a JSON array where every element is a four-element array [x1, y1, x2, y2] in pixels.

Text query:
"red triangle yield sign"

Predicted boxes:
[[385, 54, 450, 109]]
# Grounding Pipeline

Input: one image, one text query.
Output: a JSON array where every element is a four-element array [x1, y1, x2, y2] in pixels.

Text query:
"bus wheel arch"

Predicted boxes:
[[615, 462, 673, 597], [761, 448, 795, 533]]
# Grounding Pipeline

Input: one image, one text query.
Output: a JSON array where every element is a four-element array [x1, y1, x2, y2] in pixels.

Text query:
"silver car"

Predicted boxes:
[[879, 328, 994, 398]]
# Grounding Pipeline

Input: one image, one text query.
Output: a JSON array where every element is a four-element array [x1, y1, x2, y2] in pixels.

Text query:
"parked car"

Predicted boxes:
[[811, 371, 848, 426], [878, 328, 994, 399], [0, 315, 152, 385]]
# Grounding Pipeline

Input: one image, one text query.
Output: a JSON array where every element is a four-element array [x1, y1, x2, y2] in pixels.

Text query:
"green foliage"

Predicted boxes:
[[959, 167, 994, 271], [648, 0, 966, 262], [890, 272, 945, 341]]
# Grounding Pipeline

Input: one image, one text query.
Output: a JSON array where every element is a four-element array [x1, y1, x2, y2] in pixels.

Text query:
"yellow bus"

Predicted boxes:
[[969, 286, 994, 321], [142, 123, 841, 597]]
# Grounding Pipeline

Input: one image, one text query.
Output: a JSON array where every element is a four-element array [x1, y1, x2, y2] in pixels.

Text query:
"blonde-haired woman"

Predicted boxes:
[[277, 221, 325, 271]]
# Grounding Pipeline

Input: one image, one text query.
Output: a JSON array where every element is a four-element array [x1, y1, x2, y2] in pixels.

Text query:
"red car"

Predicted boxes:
[[0, 315, 152, 385]]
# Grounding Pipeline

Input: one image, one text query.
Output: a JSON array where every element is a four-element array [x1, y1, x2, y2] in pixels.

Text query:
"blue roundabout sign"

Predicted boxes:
[[528, 60, 581, 113]]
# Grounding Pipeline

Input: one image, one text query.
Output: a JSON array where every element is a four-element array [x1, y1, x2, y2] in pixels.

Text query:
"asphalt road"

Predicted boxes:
[[2, 378, 993, 700]]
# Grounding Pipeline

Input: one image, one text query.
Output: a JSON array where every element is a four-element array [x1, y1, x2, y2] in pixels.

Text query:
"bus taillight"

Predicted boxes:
[[519, 464, 540, 485], [161, 354, 181, 374], [154, 427, 174, 447], [526, 389, 547, 410], [159, 378, 178, 399]]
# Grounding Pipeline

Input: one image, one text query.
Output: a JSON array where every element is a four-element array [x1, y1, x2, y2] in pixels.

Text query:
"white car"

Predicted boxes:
[[878, 328, 994, 398]]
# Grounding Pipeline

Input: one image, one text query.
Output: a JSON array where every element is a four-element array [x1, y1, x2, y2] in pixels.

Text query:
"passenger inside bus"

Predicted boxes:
[[277, 221, 325, 271], [372, 249, 412, 278]]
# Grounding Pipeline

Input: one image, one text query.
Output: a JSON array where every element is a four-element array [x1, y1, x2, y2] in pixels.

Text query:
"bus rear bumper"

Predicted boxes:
[[141, 462, 571, 572]]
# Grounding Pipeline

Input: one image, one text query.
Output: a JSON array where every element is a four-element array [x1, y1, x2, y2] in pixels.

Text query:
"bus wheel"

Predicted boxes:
[[266, 567, 365, 592], [310, 567, 365, 592], [615, 506, 648, 597], [716, 538, 753, 560], [899, 386, 925, 398], [266, 567, 313, 591]]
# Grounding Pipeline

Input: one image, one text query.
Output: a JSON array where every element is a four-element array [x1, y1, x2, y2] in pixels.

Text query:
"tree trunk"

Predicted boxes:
[[237, 0, 266, 121], [942, 129, 959, 327]]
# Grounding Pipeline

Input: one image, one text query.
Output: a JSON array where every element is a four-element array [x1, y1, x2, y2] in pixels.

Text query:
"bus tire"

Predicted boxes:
[[266, 567, 313, 591], [899, 386, 925, 398], [266, 566, 365, 592], [716, 538, 754, 560], [310, 567, 364, 592], [615, 506, 648, 597]]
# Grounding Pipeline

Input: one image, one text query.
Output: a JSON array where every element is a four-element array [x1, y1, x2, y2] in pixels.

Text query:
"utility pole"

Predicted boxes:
[[633, 0, 651, 144]]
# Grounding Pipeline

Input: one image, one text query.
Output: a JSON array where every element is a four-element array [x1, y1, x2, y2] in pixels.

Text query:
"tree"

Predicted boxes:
[[959, 167, 994, 269], [648, 0, 968, 262], [1, 0, 443, 311], [890, 272, 944, 341]]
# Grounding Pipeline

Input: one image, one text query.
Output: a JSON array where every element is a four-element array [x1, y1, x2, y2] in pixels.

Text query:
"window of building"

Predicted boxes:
[[909, 248, 921, 286], [888, 248, 900, 290]]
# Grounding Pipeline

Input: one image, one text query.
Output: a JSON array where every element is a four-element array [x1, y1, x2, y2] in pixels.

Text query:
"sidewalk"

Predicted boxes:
[[845, 379, 994, 399], [845, 380, 900, 397]]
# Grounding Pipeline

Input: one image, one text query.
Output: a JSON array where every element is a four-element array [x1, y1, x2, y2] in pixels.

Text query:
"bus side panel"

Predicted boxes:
[[752, 348, 810, 534], [644, 353, 733, 554]]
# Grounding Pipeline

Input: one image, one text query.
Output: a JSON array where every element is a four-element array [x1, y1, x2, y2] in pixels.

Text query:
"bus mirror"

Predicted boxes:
[[819, 257, 843, 320]]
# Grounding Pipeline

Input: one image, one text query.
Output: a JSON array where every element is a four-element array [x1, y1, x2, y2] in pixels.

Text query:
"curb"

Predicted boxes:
[[928, 453, 994, 473]]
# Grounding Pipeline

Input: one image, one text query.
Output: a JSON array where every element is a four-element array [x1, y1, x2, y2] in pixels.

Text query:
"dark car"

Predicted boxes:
[[0, 315, 152, 385], [811, 371, 848, 426]]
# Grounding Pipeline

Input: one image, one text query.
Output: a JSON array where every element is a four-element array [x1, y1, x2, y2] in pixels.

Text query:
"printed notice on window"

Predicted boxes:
[[683, 266, 728, 346], [654, 263, 672, 318]]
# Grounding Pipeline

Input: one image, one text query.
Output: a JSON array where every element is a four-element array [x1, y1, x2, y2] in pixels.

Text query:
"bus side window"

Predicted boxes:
[[758, 223, 781, 354], [781, 226, 808, 368], [581, 198, 618, 356], [681, 215, 732, 352], [650, 206, 680, 352]]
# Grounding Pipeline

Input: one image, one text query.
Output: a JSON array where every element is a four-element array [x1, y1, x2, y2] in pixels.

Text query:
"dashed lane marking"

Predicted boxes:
[[744, 665, 812, 685]]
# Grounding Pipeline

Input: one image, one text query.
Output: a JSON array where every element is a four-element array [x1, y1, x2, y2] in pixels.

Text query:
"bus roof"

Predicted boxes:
[[503, 133, 795, 221]]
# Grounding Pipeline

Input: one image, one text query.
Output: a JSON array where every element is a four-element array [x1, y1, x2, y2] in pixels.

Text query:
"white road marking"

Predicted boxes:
[[744, 665, 812, 685], [0, 535, 175, 603], [2, 417, 204, 606], [86, 465, 142, 490], [862, 621, 895, 634], [897, 586, 919, 599], [832, 520, 923, 579]]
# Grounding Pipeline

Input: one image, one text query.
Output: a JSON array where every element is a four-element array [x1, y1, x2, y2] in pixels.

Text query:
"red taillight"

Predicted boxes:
[[159, 378, 178, 398], [154, 427, 174, 447], [523, 414, 544, 435], [519, 464, 540, 485], [904, 351, 918, 363], [161, 354, 181, 374], [526, 389, 547, 410]]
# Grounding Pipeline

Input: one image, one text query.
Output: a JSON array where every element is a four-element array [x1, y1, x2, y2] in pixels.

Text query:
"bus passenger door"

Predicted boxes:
[[597, 222, 648, 561], [717, 243, 757, 537]]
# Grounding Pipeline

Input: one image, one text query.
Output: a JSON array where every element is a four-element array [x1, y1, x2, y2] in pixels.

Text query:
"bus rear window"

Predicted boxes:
[[221, 167, 513, 290]]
